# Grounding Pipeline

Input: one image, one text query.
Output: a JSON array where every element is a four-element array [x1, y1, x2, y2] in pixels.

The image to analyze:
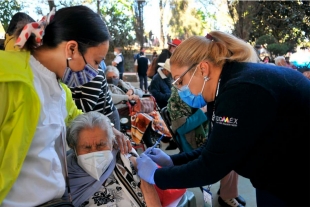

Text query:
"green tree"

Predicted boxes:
[[267, 43, 290, 56], [101, 0, 135, 50], [227, 0, 261, 41], [250, 1, 310, 45], [255, 35, 277, 46], [169, 0, 205, 39], [0, 0, 23, 31]]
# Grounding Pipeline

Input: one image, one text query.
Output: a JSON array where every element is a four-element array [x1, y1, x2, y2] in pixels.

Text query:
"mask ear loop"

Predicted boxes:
[[74, 148, 78, 156], [200, 76, 210, 93], [187, 66, 198, 88], [66, 57, 72, 67], [81, 54, 88, 64]]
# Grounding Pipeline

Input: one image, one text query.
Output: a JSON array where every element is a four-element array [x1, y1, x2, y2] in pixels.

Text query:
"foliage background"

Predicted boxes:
[[1, 0, 309, 69]]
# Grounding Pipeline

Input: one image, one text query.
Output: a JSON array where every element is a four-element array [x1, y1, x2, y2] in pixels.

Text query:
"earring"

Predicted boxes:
[[204, 76, 210, 81], [67, 57, 72, 61]]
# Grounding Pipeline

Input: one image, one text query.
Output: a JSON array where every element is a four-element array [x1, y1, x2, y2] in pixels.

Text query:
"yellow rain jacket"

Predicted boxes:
[[0, 51, 82, 203], [4, 34, 20, 51]]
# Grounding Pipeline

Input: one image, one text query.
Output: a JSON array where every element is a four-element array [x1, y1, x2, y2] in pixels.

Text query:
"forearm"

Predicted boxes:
[[111, 94, 129, 104], [140, 180, 161, 207], [129, 156, 161, 206], [154, 146, 227, 190]]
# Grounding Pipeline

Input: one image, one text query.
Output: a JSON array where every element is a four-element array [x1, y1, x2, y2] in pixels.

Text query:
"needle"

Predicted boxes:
[[149, 133, 165, 154]]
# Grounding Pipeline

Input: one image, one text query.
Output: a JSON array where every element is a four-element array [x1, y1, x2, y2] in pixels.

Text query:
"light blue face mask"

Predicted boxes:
[[178, 66, 209, 108]]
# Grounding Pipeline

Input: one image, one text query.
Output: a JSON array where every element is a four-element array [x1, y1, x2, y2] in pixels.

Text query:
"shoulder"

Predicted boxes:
[[151, 73, 161, 81], [0, 51, 32, 83]]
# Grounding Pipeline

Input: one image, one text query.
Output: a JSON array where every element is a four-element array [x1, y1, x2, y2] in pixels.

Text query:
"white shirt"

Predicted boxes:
[[2, 56, 67, 207], [113, 53, 123, 64]]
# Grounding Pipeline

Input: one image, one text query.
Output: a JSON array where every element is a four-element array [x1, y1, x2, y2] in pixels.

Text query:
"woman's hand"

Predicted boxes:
[[126, 89, 134, 96], [128, 94, 139, 101], [112, 127, 132, 154]]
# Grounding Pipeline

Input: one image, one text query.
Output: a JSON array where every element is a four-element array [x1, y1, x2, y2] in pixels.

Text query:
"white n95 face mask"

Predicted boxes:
[[77, 150, 113, 181]]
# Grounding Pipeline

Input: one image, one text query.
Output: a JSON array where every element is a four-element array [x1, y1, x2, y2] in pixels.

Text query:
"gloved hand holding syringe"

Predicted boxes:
[[149, 133, 165, 154]]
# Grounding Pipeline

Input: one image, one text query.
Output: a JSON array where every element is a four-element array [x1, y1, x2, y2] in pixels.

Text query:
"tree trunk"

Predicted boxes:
[[97, 0, 101, 14], [132, 0, 146, 47], [159, 0, 165, 48], [47, 0, 55, 11]]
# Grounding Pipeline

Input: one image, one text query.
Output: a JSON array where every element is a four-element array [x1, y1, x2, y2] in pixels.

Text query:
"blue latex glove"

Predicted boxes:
[[144, 147, 174, 167], [137, 153, 157, 184]]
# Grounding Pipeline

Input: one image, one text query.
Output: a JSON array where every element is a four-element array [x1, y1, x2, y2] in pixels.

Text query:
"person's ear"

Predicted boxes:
[[65, 40, 79, 60], [199, 61, 210, 77]]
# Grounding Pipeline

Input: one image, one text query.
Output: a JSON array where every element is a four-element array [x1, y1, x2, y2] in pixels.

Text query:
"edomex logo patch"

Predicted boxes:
[[215, 116, 238, 127]]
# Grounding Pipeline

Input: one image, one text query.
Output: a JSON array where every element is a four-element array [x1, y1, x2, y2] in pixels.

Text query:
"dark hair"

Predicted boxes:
[[17, 6, 110, 53], [115, 47, 122, 52], [263, 56, 270, 61], [139, 52, 144, 55], [140, 47, 144, 51], [7, 12, 34, 35]]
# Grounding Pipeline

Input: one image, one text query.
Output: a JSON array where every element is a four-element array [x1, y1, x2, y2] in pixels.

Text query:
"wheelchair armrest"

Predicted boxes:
[[142, 94, 152, 97]]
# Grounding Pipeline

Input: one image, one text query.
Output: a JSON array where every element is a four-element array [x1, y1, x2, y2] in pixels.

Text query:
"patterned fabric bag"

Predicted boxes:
[[131, 96, 156, 115]]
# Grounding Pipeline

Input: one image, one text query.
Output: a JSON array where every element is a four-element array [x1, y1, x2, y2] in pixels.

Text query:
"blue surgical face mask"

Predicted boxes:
[[107, 77, 120, 86], [62, 55, 99, 88], [178, 66, 209, 108]]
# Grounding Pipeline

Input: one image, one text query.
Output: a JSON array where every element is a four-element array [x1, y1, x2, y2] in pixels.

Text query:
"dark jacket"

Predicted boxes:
[[156, 49, 171, 70], [149, 72, 172, 109], [137, 56, 149, 76], [154, 62, 310, 206]]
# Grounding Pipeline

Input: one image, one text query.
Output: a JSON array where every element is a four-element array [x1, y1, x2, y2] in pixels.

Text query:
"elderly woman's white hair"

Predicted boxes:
[[66, 111, 115, 150], [105, 65, 120, 77], [274, 56, 286, 66]]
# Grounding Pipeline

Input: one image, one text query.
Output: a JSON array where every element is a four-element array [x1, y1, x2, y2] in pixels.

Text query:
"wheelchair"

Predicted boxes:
[[117, 94, 165, 152]]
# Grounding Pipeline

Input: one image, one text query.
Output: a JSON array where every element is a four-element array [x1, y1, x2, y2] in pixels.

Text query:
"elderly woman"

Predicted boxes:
[[105, 65, 143, 106], [65, 111, 161, 207], [65, 111, 184, 207]]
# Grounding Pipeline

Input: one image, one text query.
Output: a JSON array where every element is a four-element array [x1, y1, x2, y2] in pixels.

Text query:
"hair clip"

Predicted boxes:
[[205, 34, 214, 41]]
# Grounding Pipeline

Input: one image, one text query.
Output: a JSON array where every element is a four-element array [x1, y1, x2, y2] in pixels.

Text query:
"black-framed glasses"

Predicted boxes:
[[172, 63, 198, 90]]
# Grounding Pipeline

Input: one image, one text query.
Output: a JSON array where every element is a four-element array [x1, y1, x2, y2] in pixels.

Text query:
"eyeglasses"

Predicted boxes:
[[172, 63, 197, 90]]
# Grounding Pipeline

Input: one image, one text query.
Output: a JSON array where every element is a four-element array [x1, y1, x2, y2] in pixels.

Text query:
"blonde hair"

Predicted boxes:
[[170, 31, 259, 71]]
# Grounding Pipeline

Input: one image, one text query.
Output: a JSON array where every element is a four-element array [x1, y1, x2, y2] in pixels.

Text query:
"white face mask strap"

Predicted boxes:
[[200, 76, 210, 93], [187, 66, 198, 87]]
